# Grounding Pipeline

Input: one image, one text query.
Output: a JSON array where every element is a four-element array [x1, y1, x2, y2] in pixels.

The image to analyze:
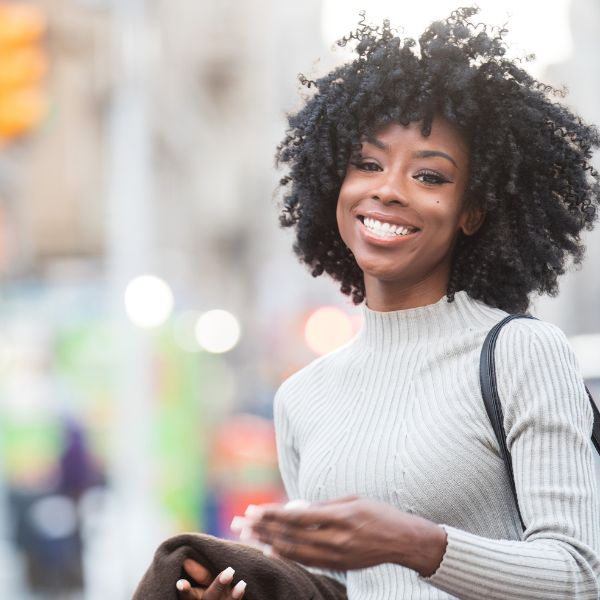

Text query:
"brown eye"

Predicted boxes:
[[414, 170, 452, 185], [352, 161, 381, 172]]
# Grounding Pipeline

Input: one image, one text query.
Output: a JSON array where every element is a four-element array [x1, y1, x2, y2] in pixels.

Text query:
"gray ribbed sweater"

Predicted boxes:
[[273, 290, 600, 599]]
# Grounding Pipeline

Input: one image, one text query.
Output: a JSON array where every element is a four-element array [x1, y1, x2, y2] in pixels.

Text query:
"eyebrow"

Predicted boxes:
[[414, 150, 458, 168], [363, 136, 458, 168]]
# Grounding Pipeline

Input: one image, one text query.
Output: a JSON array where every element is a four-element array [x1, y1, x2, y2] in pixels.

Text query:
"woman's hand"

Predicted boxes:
[[247, 496, 447, 576], [176, 560, 247, 599]]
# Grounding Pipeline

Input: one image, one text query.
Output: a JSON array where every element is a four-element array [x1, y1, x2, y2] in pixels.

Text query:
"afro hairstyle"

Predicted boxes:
[[276, 6, 600, 313]]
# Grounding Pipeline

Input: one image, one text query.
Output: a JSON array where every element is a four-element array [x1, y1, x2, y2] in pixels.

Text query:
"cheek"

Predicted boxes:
[[428, 194, 466, 230], [336, 182, 353, 238], [335, 198, 349, 244], [420, 204, 465, 252]]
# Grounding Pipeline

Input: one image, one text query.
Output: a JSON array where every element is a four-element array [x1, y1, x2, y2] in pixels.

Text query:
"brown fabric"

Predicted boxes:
[[133, 533, 347, 600]]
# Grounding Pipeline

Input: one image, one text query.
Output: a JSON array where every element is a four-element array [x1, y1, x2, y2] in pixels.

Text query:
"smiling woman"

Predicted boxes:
[[336, 119, 478, 311], [276, 7, 600, 313], [135, 6, 600, 600], [262, 6, 600, 599]]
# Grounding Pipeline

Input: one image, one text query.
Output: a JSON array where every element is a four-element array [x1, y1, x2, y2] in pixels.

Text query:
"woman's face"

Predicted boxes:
[[336, 117, 478, 305]]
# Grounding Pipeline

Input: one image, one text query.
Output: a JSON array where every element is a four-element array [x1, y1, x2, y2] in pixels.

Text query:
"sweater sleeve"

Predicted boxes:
[[273, 384, 347, 587], [273, 384, 302, 501], [423, 319, 600, 599]]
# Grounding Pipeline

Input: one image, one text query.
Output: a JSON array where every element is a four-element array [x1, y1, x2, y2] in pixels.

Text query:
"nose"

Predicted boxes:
[[371, 173, 408, 206]]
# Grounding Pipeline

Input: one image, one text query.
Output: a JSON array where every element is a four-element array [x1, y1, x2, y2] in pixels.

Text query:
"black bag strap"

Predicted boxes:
[[479, 313, 600, 532]]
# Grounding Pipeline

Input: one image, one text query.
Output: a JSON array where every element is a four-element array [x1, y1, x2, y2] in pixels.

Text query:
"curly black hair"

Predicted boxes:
[[276, 6, 600, 314]]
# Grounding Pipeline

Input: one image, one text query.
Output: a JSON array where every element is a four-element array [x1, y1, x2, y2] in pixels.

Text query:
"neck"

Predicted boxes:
[[363, 274, 450, 312]]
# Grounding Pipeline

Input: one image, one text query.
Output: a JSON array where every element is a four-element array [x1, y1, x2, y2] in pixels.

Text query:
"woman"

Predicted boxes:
[[177, 7, 600, 599]]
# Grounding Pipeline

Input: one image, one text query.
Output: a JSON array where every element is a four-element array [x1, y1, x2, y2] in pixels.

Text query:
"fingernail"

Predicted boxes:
[[176, 579, 186, 591], [284, 499, 311, 510], [230, 516, 247, 531], [245, 504, 264, 519], [232, 580, 247, 598], [219, 566, 235, 584]]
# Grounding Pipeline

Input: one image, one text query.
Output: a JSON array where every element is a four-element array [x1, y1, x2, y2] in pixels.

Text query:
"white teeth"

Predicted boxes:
[[363, 217, 416, 238]]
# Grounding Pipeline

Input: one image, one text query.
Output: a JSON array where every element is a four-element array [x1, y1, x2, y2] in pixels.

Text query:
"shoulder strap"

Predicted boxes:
[[479, 314, 600, 532]]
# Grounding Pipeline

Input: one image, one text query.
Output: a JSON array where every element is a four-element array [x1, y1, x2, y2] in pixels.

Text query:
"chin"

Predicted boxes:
[[360, 267, 409, 283], [355, 257, 406, 276]]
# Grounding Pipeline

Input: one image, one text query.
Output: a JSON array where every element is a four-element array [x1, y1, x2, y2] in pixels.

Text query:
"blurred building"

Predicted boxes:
[[1, 0, 330, 597], [0, 1, 599, 598], [535, 0, 600, 334]]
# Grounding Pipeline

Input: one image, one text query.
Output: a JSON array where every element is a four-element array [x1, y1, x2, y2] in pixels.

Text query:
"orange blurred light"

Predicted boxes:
[[0, 47, 47, 90], [0, 4, 47, 141], [213, 415, 277, 465], [0, 4, 46, 47], [0, 88, 46, 137], [304, 306, 354, 356]]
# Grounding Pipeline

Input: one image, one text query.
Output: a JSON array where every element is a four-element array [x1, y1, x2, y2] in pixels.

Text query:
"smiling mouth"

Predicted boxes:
[[357, 216, 420, 238]]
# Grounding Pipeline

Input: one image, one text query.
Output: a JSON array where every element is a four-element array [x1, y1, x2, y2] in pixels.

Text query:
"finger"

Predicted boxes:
[[183, 559, 213, 586], [231, 580, 247, 599], [230, 516, 248, 533], [252, 516, 324, 541], [268, 537, 339, 569], [313, 495, 360, 506], [202, 566, 235, 600], [258, 504, 341, 528], [230, 517, 259, 544], [244, 502, 283, 521], [176, 578, 204, 599], [284, 499, 311, 510], [252, 519, 332, 551]]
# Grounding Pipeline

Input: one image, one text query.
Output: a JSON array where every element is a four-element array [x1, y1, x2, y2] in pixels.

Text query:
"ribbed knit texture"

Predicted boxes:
[[273, 290, 600, 599]]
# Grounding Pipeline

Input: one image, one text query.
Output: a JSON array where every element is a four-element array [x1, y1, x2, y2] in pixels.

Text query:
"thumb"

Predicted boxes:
[[183, 559, 213, 585], [314, 495, 360, 506]]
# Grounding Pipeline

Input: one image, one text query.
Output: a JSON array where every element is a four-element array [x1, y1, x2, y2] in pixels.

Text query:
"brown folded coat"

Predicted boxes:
[[133, 533, 347, 600]]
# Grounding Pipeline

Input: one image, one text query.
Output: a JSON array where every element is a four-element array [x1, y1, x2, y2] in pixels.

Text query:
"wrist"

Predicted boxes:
[[393, 516, 448, 577]]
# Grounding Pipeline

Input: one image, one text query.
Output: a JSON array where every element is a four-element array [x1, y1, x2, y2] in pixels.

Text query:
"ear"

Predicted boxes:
[[460, 205, 485, 236]]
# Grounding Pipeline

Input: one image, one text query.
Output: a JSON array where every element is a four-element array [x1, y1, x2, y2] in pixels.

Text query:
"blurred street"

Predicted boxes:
[[0, 0, 598, 597]]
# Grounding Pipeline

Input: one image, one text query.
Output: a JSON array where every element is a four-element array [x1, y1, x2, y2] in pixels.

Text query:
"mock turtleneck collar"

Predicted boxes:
[[358, 290, 503, 345]]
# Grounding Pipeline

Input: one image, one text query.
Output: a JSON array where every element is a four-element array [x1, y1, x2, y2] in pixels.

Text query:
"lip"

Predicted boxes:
[[356, 210, 421, 230]]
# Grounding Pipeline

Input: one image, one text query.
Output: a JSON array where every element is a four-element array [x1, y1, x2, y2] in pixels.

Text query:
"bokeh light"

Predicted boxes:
[[304, 306, 354, 356], [28, 495, 78, 539], [124, 275, 174, 328], [194, 309, 241, 354]]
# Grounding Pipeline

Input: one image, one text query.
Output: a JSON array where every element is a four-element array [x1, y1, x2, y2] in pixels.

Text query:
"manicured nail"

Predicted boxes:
[[232, 580, 247, 598], [245, 504, 264, 519], [230, 516, 247, 531], [284, 499, 311, 510], [219, 566, 235, 584], [176, 579, 187, 591]]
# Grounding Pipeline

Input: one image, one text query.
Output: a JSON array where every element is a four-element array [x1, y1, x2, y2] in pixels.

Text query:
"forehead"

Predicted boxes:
[[364, 118, 469, 161]]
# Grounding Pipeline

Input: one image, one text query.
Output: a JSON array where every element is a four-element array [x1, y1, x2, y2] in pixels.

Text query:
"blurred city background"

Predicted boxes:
[[0, 0, 598, 597]]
